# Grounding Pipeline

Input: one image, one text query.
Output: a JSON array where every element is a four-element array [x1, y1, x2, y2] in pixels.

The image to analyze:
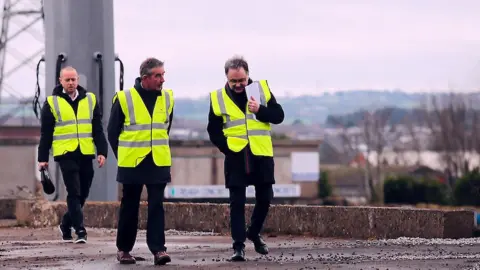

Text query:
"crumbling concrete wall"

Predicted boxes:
[[0, 145, 38, 198], [15, 200, 474, 239]]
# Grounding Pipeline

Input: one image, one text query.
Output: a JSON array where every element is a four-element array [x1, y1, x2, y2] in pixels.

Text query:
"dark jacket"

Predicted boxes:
[[207, 79, 285, 188], [37, 85, 108, 162], [107, 78, 174, 185]]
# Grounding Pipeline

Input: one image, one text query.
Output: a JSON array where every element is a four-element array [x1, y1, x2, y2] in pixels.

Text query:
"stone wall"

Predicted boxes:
[[15, 199, 475, 240]]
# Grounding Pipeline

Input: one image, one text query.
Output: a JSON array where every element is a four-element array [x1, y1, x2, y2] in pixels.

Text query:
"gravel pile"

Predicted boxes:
[[87, 227, 219, 237], [378, 237, 480, 246], [465, 263, 480, 270], [164, 229, 220, 236]]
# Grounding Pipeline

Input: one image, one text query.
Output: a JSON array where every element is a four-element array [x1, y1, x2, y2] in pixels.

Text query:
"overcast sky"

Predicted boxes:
[[1, 0, 480, 99]]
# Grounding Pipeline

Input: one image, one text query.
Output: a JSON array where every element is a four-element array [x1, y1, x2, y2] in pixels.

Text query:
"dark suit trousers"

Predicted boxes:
[[229, 184, 273, 250], [58, 158, 94, 236], [116, 183, 167, 254]]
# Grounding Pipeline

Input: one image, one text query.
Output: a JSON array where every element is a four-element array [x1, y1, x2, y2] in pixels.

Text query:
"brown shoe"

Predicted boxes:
[[154, 251, 171, 265], [117, 251, 136, 264]]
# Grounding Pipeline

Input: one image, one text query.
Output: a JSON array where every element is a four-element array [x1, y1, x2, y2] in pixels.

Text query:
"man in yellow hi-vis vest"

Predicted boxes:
[[207, 56, 285, 261], [37, 66, 108, 244], [107, 58, 173, 266]]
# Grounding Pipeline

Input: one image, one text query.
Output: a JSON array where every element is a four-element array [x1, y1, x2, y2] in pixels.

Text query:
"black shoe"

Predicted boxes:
[[75, 231, 87, 244], [247, 233, 269, 255], [230, 247, 246, 262], [58, 225, 73, 242]]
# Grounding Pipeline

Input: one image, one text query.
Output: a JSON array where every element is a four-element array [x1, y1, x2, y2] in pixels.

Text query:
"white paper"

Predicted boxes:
[[245, 81, 261, 119]]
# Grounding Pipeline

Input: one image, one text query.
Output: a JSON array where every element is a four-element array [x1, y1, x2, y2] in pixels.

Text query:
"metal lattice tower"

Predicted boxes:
[[0, 0, 44, 103]]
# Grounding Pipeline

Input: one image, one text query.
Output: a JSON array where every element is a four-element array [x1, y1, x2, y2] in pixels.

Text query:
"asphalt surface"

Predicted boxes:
[[1, 227, 480, 269]]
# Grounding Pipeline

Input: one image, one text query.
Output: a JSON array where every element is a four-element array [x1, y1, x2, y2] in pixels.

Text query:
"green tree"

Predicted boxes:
[[318, 171, 332, 199], [453, 168, 480, 206]]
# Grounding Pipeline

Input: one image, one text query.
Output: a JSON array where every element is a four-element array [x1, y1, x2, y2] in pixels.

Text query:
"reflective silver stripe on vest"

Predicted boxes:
[[55, 119, 91, 127], [52, 96, 62, 122], [124, 123, 169, 131], [229, 130, 270, 140], [246, 130, 270, 136], [215, 86, 271, 139], [86, 93, 93, 120], [53, 133, 92, 140], [164, 90, 171, 123], [55, 120, 75, 127], [124, 89, 137, 125], [118, 139, 169, 147], [77, 119, 91, 124], [231, 135, 248, 140], [216, 89, 230, 123], [123, 89, 170, 130], [216, 89, 259, 129], [52, 95, 93, 126], [224, 114, 255, 128]]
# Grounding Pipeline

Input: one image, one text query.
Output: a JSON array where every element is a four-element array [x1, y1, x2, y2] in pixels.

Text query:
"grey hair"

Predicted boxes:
[[224, 55, 249, 75], [140, 57, 164, 77]]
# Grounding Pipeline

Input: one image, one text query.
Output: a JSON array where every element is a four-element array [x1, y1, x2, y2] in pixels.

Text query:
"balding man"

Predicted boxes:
[[37, 66, 108, 244]]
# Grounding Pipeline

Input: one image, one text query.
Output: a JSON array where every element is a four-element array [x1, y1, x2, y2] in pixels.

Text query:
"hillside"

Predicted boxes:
[[2, 90, 478, 126], [173, 90, 469, 125]]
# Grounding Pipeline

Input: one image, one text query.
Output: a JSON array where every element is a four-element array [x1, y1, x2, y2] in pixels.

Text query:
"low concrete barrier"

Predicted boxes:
[[15, 199, 474, 239]]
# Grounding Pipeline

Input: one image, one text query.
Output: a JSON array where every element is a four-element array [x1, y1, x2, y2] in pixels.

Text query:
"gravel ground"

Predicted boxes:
[[0, 227, 480, 269]]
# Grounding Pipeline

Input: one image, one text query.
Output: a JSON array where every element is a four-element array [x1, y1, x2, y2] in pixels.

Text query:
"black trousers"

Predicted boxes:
[[116, 183, 167, 254], [229, 184, 273, 250], [58, 158, 94, 236]]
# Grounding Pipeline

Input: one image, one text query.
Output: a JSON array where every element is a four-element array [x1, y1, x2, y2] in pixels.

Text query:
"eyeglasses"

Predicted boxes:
[[229, 78, 247, 84]]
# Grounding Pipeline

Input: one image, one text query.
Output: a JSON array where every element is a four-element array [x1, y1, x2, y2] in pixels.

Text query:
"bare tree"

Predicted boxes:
[[386, 105, 435, 168], [326, 115, 372, 199], [361, 108, 403, 202], [424, 93, 480, 184], [403, 111, 423, 165], [328, 107, 401, 202]]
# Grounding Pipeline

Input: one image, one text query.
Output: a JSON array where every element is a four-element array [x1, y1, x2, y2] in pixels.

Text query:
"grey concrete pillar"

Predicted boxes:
[[43, 0, 117, 201]]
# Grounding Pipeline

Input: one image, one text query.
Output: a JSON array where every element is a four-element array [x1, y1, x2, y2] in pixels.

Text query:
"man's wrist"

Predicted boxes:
[[255, 105, 266, 114], [38, 154, 49, 163]]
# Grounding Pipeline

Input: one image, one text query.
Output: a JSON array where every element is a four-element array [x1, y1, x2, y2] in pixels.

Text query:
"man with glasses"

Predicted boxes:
[[207, 55, 285, 261]]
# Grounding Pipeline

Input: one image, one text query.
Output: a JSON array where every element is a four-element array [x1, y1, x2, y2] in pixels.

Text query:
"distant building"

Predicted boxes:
[[409, 165, 446, 183]]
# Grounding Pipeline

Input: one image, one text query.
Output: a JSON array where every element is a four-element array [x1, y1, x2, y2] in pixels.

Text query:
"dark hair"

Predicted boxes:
[[224, 55, 249, 75], [140, 57, 164, 77]]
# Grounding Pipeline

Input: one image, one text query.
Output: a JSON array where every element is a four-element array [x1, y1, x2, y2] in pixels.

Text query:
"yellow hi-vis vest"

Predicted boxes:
[[47, 93, 96, 157], [210, 80, 273, 157], [115, 87, 174, 167]]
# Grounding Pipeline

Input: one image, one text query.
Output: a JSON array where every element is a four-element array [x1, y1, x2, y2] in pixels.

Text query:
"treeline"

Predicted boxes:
[[326, 104, 480, 129], [325, 107, 427, 127], [384, 169, 480, 206]]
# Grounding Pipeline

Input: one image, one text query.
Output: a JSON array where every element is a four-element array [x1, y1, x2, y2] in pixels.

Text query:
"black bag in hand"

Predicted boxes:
[[40, 167, 55, 195]]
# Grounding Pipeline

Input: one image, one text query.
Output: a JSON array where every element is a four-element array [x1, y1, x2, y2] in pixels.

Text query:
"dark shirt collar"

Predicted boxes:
[[134, 77, 162, 96]]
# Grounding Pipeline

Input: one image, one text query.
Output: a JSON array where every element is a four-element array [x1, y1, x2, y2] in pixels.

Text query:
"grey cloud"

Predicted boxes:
[[1, 0, 480, 99]]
